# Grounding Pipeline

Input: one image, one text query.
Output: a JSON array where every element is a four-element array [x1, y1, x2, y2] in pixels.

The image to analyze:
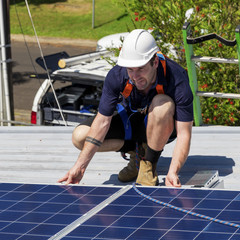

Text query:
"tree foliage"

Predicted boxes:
[[118, 0, 240, 125]]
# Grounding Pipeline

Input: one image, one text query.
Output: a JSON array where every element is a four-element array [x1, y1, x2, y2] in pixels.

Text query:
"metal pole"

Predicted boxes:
[[0, 0, 11, 126], [0, 25, 3, 126], [182, 22, 202, 126], [235, 25, 240, 74], [5, 0, 14, 122], [92, 0, 95, 29]]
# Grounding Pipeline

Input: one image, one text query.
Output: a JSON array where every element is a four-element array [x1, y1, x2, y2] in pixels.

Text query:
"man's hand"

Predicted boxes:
[[165, 172, 181, 187], [58, 162, 86, 185], [165, 120, 193, 188]]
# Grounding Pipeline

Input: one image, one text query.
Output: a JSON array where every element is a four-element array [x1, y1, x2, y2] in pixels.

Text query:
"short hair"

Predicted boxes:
[[149, 54, 157, 66]]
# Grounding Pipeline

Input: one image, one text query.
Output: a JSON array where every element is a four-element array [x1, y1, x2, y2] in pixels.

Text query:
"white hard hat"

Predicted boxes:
[[117, 29, 159, 68]]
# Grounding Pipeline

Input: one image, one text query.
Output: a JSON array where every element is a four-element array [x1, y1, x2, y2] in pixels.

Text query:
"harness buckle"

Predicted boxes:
[[138, 106, 148, 115]]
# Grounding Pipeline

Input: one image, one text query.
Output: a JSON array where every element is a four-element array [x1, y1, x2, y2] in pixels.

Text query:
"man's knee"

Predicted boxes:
[[147, 95, 175, 148], [72, 125, 90, 150], [149, 94, 175, 121]]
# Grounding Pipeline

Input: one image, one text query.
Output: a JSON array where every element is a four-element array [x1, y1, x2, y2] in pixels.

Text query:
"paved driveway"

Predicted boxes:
[[11, 36, 97, 123]]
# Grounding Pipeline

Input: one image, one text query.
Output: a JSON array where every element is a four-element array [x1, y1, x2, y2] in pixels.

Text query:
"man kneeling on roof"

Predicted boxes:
[[58, 29, 193, 187]]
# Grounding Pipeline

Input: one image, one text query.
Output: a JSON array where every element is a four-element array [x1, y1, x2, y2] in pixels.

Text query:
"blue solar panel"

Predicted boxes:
[[0, 183, 121, 240], [0, 183, 240, 240]]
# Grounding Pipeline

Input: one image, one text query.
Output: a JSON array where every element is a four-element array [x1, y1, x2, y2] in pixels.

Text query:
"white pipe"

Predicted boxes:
[[58, 50, 112, 68], [0, 0, 11, 126]]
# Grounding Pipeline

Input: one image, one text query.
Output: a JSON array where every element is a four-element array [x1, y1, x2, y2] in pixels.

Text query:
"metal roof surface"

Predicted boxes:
[[0, 126, 239, 190]]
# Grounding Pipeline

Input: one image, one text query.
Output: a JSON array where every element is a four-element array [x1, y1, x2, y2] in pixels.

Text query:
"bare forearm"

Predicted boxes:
[[58, 113, 112, 184], [165, 120, 192, 187], [76, 113, 112, 164], [168, 136, 191, 174]]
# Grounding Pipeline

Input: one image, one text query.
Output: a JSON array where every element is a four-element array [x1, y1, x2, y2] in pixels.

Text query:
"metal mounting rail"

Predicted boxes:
[[49, 185, 132, 240]]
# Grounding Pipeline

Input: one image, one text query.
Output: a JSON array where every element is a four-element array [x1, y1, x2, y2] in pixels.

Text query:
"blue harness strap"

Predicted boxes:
[[144, 115, 148, 127], [116, 104, 132, 140]]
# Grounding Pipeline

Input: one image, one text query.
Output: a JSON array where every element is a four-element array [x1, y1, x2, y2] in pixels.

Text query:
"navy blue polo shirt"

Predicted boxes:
[[98, 58, 193, 122]]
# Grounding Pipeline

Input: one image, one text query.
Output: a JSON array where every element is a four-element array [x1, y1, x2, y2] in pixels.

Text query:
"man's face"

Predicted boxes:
[[127, 56, 159, 92]]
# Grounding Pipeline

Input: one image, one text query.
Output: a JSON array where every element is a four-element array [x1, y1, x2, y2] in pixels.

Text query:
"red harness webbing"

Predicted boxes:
[[121, 80, 133, 99]]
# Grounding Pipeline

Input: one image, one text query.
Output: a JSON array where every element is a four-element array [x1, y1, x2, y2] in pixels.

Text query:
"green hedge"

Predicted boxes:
[[120, 0, 240, 126]]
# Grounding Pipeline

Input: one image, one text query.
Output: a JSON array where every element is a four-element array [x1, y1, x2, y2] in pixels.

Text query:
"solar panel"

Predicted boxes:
[[0, 183, 121, 240], [0, 183, 240, 240]]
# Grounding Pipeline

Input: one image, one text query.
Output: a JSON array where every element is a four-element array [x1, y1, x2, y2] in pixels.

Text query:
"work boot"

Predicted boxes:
[[136, 159, 159, 186], [118, 143, 146, 182], [118, 151, 138, 182]]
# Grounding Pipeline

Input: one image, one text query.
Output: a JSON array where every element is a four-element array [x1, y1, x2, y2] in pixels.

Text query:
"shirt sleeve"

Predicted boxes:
[[98, 66, 123, 116], [171, 69, 194, 122]]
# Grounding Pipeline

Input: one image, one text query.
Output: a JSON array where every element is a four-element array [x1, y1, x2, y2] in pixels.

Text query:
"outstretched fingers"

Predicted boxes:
[[58, 167, 83, 185], [58, 173, 70, 184]]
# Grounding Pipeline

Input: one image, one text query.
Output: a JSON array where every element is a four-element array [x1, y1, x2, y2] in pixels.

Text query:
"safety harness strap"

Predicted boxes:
[[116, 104, 132, 140], [155, 84, 164, 94], [157, 51, 167, 78], [121, 80, 133, 99]]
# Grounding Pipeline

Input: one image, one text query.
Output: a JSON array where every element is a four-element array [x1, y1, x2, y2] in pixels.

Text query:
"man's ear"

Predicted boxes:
[[154, 55, 159, 69]]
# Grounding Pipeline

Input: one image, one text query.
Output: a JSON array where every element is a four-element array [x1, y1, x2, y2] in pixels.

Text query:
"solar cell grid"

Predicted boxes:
[[64, 187, 240, 240], [0, 183, 121, 240], [0, 183, 240, 240]]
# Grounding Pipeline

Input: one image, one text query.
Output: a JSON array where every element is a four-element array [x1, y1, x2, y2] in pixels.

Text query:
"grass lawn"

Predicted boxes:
[[10, 0, 141, 40]]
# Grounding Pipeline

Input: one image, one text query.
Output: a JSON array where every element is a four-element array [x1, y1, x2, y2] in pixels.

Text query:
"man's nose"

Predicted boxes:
[[131, 70, 140, 80]]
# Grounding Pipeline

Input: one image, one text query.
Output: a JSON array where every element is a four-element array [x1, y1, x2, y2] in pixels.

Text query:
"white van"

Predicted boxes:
[[31, 50, 117, 126], [31, 33, 129, 125]]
